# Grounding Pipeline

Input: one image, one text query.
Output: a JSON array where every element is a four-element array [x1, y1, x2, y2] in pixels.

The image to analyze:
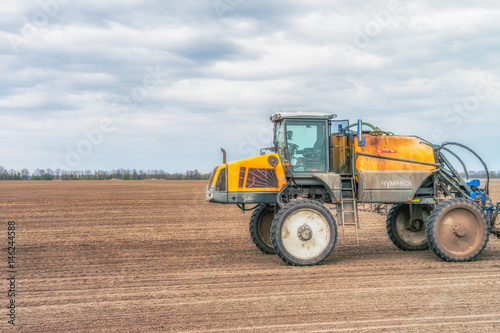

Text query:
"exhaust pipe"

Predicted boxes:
[[221, 148, 227, 164]]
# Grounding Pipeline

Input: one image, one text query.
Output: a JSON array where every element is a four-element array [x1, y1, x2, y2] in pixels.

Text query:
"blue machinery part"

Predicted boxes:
[[357, 119, 366, 147], [466, 179, 488, 203]]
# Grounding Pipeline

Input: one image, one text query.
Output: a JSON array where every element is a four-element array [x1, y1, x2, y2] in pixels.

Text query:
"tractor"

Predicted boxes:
[[206, 112, 500, 266]]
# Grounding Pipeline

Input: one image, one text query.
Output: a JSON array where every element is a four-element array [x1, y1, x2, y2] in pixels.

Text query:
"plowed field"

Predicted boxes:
[[1, 180, 500, 332]]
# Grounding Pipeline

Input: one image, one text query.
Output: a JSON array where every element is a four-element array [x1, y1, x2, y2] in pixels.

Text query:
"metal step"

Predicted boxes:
[[339, 176, 360, 246]]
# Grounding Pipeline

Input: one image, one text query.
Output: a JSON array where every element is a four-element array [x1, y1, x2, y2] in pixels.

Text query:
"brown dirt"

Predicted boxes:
[[1, 179, 500, 332]]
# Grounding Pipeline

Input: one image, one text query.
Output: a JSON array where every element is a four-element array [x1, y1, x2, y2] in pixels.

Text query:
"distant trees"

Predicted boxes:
[[0, 166, 211, 180], [3, 165, 500, 182], [0, 166, 21, 180], [3, 164, 500, 182], [21, 169, 30, 180], [459, 170, 497, 179], [186, 169, 203, 180]]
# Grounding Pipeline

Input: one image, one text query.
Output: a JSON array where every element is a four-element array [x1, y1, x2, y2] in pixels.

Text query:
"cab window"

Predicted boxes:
[[286, 120, 327, 172], [274, 121, 286, 162]]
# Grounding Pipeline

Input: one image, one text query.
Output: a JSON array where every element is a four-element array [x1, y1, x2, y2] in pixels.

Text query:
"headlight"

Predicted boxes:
[[205, 186, 214, 201]]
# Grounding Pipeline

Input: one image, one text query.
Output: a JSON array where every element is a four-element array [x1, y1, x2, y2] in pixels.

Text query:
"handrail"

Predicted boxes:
[[355, 152, 441, 168]]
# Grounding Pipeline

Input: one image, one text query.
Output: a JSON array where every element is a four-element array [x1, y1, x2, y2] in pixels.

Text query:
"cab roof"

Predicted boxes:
[[270, 112, 337, 122]]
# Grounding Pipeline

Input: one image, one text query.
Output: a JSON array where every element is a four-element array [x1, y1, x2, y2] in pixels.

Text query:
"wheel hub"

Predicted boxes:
[[453, 225, 466, 238], [409, 219, 424, 232], [297, 225, 313, 241]]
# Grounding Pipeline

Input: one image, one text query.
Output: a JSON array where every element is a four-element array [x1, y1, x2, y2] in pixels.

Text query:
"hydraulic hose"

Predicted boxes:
[[344, 122, 394, 135], [346, 122, 376, 131], [436, 142, 490, 196], [237, 204, 259, 211], [438, 146, 469, 179]]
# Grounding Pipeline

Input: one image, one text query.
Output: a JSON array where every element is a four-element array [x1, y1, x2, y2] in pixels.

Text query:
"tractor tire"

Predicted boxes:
[[426, 198, 490, 262], [271, 200, 337, 266], [249, 204, 276, 254], [490, 210, 500, 239], [386, 204, 432, 251]]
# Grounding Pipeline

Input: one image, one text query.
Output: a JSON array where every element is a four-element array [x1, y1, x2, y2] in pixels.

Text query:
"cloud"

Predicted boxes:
[[0, 0, 499, 173]]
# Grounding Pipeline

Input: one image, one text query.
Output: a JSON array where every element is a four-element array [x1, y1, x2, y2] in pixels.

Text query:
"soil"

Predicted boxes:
[[1, 179, 500, 332]]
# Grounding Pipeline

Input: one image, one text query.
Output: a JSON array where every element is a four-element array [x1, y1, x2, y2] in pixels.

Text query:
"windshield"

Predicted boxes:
[[286, 120, 327, 173]]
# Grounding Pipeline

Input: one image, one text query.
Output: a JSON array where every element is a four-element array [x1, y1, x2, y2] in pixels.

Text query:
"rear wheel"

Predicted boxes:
[[490, 210, 500, 239], [386, 204, 432, 251], [426, 198, 489, 262], [271, 200, 337, 266], [249, 204, 276, 254]]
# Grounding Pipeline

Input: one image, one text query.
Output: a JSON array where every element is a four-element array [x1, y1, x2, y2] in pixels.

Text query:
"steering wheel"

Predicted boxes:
[[288, 143, 299, 155]]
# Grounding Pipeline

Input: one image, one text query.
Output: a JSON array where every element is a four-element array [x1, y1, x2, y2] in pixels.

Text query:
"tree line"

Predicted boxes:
[[459, 170, 500, 179], [0, 166, 499, 181], [0, 166, 211, 180]]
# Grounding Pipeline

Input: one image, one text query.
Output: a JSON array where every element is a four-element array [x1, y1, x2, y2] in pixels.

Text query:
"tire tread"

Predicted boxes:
[[249, 204, 276, 254], [426, 198, 489, 262]]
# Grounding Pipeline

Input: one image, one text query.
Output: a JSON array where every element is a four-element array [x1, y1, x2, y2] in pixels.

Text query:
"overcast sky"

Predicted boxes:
[[1, 0, 499, 173]]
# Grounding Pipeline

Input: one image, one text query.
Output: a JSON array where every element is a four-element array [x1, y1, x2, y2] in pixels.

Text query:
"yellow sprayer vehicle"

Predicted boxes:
[[206, 112, 500, 266]]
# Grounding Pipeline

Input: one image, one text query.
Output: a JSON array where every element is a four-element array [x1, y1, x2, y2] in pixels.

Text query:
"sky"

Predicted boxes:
[[1, 0, 499, 173]]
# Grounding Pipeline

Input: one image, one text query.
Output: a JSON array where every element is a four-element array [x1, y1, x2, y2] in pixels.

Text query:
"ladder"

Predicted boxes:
[[340, 176, 359, 246]]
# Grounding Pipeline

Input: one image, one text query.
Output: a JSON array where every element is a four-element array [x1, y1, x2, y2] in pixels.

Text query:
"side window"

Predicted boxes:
[[331, 120, 349, 134], [275, 121, 286, 162]]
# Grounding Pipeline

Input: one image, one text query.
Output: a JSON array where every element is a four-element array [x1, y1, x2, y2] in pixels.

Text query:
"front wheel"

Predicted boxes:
[[426, 198, 490, 262], [249, 204, 276, 254], [271, 200, 337, 266]]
